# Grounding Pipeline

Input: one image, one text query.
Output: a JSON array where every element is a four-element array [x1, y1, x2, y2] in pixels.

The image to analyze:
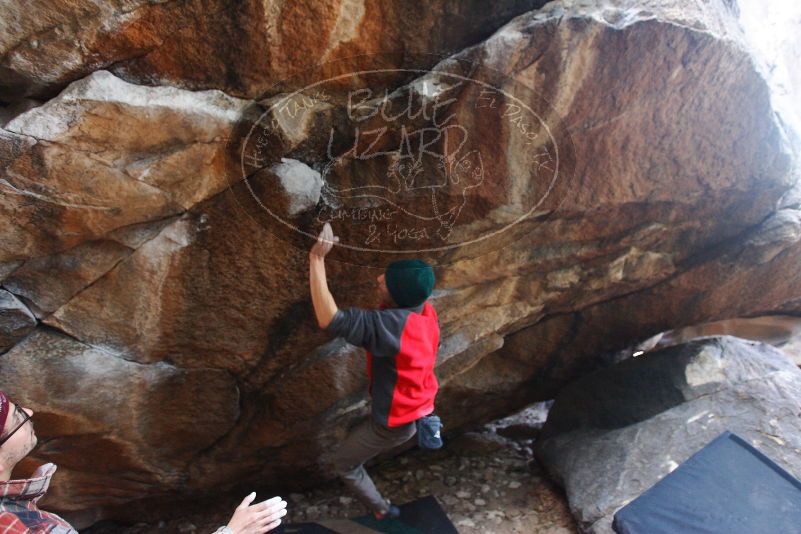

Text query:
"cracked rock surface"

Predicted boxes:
[[0, 0, 800, 523]]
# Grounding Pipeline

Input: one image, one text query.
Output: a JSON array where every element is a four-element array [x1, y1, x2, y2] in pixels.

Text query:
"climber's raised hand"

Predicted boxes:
[[310, 222, 339, 259]]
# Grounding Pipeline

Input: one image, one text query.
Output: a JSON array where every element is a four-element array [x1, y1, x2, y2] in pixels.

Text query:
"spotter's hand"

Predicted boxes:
[[310, 222, 339, 258], [226, 493, 287, 534]]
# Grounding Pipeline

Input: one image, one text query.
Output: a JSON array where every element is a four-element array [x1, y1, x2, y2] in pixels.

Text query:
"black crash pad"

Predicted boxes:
[[613, 431, 801, 534]]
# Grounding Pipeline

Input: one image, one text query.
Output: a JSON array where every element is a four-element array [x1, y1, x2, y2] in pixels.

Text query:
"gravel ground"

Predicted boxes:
[[86, 403, 576, 534]]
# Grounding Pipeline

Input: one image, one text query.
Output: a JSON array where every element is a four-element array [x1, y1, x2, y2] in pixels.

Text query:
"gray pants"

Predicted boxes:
[[329, 417, 417, 514]]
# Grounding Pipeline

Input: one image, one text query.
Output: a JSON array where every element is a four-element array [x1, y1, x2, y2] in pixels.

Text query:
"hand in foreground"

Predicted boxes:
[[310, 222, 339, 258], [226, 493, 287, 534]]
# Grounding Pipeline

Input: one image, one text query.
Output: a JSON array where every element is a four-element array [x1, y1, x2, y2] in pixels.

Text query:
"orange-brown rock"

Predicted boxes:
[[1, 328, 239, 509], [0, 0, 799, 524], [0, 0, 552, 102], [1, 70, 250, 262]]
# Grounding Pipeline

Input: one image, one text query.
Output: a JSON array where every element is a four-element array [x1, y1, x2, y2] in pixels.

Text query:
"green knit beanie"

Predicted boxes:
[[385, 259, 435, 308]]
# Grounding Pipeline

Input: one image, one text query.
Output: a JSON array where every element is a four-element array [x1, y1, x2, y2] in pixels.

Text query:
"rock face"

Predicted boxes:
[[0, 0, 552, 102], [1, 0, 800, 522], [533, 336, 801, 533], [1, 70, 250, 263], [2, 329, 240, 510], [0, 289, 35, 352]]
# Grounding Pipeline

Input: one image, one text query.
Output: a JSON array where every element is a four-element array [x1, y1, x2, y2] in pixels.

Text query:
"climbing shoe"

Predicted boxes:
[[373, 502, 401, 520]]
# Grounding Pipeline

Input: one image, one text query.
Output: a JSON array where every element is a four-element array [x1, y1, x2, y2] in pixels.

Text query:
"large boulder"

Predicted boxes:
[[0, 0, 799, 522], [0, 70, 251, 263], [533, 336, 801, 533], [0, 329, 240, 510], [0, 0, 552, 102]]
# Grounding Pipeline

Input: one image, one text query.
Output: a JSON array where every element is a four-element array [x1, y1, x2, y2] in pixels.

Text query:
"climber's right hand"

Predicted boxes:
[[310, 222, 339, 259]]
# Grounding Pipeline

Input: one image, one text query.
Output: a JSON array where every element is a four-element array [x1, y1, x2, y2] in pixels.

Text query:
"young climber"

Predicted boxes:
[[308, 222, 440, 519], [0, 390, 287, 534]]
